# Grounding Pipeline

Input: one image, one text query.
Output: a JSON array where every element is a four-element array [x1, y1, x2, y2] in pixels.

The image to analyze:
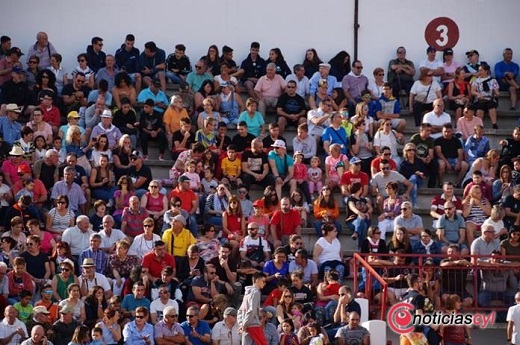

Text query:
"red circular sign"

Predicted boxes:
[[424, 17, 460, 50]]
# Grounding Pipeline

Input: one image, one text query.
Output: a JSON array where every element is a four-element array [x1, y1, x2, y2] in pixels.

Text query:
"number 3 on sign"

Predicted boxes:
[[424, 17, 459, 51]]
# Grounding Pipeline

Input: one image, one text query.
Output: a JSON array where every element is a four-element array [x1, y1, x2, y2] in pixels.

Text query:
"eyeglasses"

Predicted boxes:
[[143, 224, 153, 228], [383, 153, 391, 156], [295, 242, 303, 245], [44, 290, 53, 294], [284, 295, 292, 298], [248, 227, 258, 230], [401, 208, 409, 211], [238, 190, 247, 195], [173, 203, 181, 207], [186, 314, 197, 318], [60, 268, 70, 272], [381, 167, 390, 171], [286, 86, 296, 89], [26, 243, 34, 247], [150, 185, 159, 189], [135, 315, 145, 319], [159, 290, 169, 294], [406, 149, 416, 152]]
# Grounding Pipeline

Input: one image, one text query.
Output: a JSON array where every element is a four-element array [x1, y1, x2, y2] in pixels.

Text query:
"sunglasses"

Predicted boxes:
[[173, 203, 181, 207], [150, 185, 159, 189], [57, 201, 66, 204], [61, 268, 70, 272], [135, 315, 145, 319], [186, 314, 197, 318], [26, 243, 34, 246], [248, 227, 258, 230], [238, 190, 247, 195], [381, 167, 390, 171], [143, 224, 153, 228]]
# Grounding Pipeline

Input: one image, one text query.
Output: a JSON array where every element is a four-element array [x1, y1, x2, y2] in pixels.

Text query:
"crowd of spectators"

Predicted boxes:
[[1, 31, 520, 344]]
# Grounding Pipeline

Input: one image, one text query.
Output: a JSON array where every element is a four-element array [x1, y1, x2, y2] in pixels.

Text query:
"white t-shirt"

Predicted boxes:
[[422, 111, 452, 139], [214, 75, 238, 86], [482, 218, 506, 235], [128, 234, 161, 259], [315, 237, 341, 263], [150, 299, 179, 321], [419, 58, 444, 84], [78, 272, 111, 292], [508, 304, 520, 344], [239, 236, 271, 253], [0, 319, 27, 345], [410, 80, 442, 104], [99, 228, 127, 250]]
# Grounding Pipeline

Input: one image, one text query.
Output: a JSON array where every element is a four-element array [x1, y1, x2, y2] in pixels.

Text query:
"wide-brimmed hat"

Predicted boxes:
[[5, 103, 21, 113], [8, 146, 24, 156], [81, 258, 95, 267]]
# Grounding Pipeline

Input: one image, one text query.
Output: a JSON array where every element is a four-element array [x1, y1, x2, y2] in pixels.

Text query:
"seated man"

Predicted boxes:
[[121, 281, 151, 320], [276, 80, 307, 136], [186, 264, 224, 319], [137, 79, 169, 114], [334, 311, 370, 345], [240, 138, 275, 189], [254, 62, 285, 116], [239, 42, 266, 98], [422, 98, 452, 140], [142, 240, 176, 285], [0, 67, 29, 117], [477, 250, 515, 308], [439, 244, 473, 307], [230, 121, 255, 155], [262, 122, 286, 154], [341, 60, 369, 114], [470, 224, 500, 265], [393, 201, 424, 244], [85, 36, 106, 74], [239, 222, 271, 271], [376, 82, 406, 132], [61, 72, 90, 115], [437, 201, 469, 255], [430, 181, 463, 228], [370, 146, 397, 178], [409, 123, 438, 188], [285, 64, 309, 99], [139, 98, 167, 160], [78, 258, 111, 300], [434, 124, 469, 188], [270, 197, 301, 247], [471, 62, 500, 129], [114, 34, 142, 90], [165, 44, 192, 85], [370, 159, 412, 213], [464, 125, 490, 166], [387, 46, 415, 97], [268, 140, 295, 199], [78, 233, 108, 274], [139, 41, 166, 91], [494, 48, 519, 111], [186, 59, 211, 94], [322, 111, 349, 156]]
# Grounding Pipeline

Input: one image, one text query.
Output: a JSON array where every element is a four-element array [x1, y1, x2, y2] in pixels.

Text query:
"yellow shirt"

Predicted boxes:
[[221, 157, 242, 177], [162, 228, 197, 257]]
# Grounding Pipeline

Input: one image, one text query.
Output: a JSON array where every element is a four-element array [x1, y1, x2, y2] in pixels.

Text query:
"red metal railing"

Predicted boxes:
[[352, 252, 520, 320]]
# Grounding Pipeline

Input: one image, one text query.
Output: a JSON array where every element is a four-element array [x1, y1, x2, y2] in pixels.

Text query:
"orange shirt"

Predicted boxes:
[[313, 199, 340, 220], [163, 107, 189, 134]]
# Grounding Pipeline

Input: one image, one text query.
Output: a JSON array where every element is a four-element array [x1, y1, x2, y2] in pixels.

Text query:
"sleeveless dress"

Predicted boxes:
[[56, 275, 75, 300], [145, 192, 164, 213]]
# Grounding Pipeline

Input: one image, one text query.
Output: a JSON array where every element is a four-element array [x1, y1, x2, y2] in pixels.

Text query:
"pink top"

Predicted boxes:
[[254, 74, 286, 98], [456, 116, 483, 140], [145, 192, 165, 213], [113, 190, 135, 217], [325, 154, 347, 179], [2, 160, 30, 185], [27, 121, 53, 140]]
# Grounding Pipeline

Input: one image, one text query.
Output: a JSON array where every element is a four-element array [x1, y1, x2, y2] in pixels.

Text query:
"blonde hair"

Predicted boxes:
[[65, 125, 81, 145]]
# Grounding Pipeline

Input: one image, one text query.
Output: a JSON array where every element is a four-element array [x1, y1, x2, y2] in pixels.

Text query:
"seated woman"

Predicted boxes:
[[46, 195, 75, 241], [263, 247, 289, 295], [197, 97, 224, 129], [313, 186, 341, 237], [111, 71, 137, 109], [345, 182, 373, 248], [412, 229, 442, 264], [65, 125, 95, 175], [196, 224, 220, 263], [387, 227, 413, 264], [377, 181, 402, 239], [106, 240, 139, 297], [447, 67, 471, 123], [313, 223, 346, 282], [462, 185, 491, 245], [89, 154, 116, 204], [324, 144, 348, 191], [83, 285, 108, 329], [176, 244, 205, 301], [90, 134, 112, 168], [493, 164, 512, 204], [58, 283, 86, 323], [399, 143, 425, 207], [72, 53, 95, 89], [113, 176, 135, 227], [222, 195, 246, 257], [360, 226, 388, 255], [217, 81, 243, 126], [204, 184, 231, 227], [140, 180, 168, 234], [194, 80, 218, 115]]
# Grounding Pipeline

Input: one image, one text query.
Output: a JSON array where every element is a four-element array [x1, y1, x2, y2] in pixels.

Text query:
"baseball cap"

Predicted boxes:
[[11, 66, 23, 74], [130, 150, 140, 159], [466, 49, 479, 56], [67, 111, 80, 119], [178, 175, 191, 183], [349, 156, 362, 165], [443, 48, 454, 55], [426, 46, 436, 53], [60, 306, 74, 314], [252, 199, 263, 207], [17, 165, 32, 175], [33, 306, 50, 315]]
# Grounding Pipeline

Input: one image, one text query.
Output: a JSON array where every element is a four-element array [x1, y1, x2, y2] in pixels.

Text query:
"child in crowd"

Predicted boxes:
[[52, 136, 66, 164], [339, 108, 354, 136], [221, 144, 242, 190], [262, 122, 286, 153], [325, 143, 348, 191], [89, 327, 104, 345], [316, 270, 341, 323], [292, 151, 312, 203], [14, 178, 35, 201], [291, 303, 304, 330], [307, 322, 325, 345], [181, 160, 201, 192], [201, 149, 216, 172], [33, 135, 47, 161], [280, 318, 299, 345], [89, 200, 107, 231], [195, 117, 218, 152], [263, 277, 290, 309], [13, 289, 33, 324], [307, 156, 323, 200], [290, 190, 310, 227]]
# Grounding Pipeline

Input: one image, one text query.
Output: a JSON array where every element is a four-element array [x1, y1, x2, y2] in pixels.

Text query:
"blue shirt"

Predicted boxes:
[[123, 320, 155, 345], [494, 60, 519, 79], [181, 321, 211, 345], [121, 295, 151, 319], [137, 88, 169, 113], [322, 126, 349, 155], [237, 111, 265, 137], [0, 117, 21, 144], [309, 72, 337, 95], [268, 150, 294, 177]]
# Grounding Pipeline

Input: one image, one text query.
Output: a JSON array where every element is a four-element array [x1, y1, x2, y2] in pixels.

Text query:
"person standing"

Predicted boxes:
[[507, 291, 520, 345], [237, 272, 267, 345]]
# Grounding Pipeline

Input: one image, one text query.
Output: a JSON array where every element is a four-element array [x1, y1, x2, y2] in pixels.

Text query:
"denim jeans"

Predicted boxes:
[[408, 174, 423, 207], [346, 217, 370, 249], [165, 71, 182, 84]]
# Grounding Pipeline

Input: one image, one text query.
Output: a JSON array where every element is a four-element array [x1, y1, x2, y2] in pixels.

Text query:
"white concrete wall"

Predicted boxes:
[[2, 0, 520, 78]]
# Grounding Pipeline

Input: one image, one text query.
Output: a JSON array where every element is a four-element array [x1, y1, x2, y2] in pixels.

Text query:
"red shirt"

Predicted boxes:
[[41, 105, 61, 127], [141, 252, 176, 279], [340, 170, 369, 187], [263, 287, 283, 307], [431, 194, 463, 216], [370, 157, 397, 173], [271, 209, 301, 238], [169, 187, 197, 213], [12, 179, 47, 204]]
